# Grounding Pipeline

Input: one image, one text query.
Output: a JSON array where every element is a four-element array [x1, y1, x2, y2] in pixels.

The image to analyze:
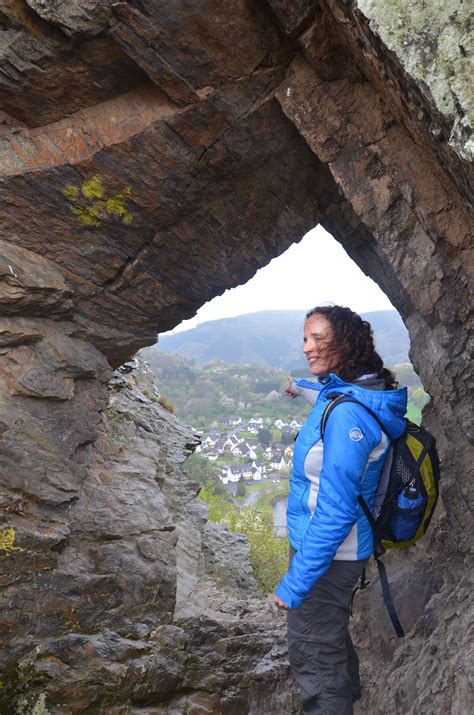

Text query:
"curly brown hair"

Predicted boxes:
[[306, 305, 398, 389]]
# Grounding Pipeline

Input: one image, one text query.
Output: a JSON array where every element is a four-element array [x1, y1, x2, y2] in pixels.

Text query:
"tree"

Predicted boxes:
[[280, 428, 294, 445], [183, 453, 218, 484], [236, 476, 246, 497], [198, 482, 233, 521], [257, 428, 272, 446], [254, 379, 281, 393]]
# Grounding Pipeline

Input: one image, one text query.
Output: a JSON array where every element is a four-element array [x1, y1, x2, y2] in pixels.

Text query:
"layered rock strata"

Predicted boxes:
[[0, 0, 472, 713], [1, 362, 298, 712]]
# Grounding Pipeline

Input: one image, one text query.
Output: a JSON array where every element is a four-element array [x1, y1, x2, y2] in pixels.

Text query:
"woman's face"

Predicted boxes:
[[303, 313, 338, 377]]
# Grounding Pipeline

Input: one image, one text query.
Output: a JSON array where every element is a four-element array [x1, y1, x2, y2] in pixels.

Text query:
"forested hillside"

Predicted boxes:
[[140, 349, 429, 430], [157, 310, 410, 370], [140, 349, 311, 430]]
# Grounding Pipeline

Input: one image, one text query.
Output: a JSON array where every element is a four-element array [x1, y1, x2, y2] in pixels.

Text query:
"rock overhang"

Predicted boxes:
[[1, 1, 471, 366], [0, 2, 472, 712], [0, 5, 344, 367]]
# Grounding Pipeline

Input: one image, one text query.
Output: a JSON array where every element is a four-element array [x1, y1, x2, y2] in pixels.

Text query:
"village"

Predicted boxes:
[[194, 414, 302, 485]]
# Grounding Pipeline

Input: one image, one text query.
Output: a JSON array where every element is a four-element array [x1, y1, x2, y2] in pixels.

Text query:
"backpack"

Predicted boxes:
[[321, 393, 441, 637]]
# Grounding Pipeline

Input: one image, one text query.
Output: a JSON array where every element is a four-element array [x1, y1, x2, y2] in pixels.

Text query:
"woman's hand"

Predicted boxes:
[[284, 376, 297, 399], [274, 594, 291, 611]]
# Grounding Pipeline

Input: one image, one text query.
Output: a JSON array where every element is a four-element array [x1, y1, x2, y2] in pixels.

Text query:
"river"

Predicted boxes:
[[273, 496, 288, 538], [232, 479, 288, 537]]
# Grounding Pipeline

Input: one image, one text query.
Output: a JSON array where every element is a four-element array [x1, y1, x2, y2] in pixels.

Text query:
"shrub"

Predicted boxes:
[[158, 395, 176, 414], [221, 506, 287, 594], [198, 483, 287, 593]]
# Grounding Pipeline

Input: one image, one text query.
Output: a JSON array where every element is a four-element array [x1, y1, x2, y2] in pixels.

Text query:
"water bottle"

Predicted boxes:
[[391, 483, 425, 541]]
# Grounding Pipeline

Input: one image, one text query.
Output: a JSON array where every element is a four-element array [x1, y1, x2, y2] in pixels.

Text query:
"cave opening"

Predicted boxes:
[[133, 221, 437, 651], [142, 224, 430, 433], [135, 223, 432, 604]]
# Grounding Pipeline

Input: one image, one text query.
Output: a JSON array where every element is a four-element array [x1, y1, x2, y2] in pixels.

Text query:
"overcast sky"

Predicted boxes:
[[163, 225, 394, 334]]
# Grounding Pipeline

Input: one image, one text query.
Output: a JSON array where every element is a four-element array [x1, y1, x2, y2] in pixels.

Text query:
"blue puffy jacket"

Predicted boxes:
[[275, 373, 407, 610]]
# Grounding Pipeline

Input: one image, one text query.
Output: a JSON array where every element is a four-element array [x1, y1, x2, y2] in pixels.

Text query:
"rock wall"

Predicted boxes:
[[2, 361, 297, 712], [0, 1, 472, 713]]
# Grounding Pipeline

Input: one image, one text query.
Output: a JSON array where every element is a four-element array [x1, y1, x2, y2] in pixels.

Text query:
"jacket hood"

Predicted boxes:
[[318, 373, 408, 439]]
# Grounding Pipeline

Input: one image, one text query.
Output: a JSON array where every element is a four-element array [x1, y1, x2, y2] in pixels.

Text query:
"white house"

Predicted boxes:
[[270, 455, 288, 471], [290, 419, 302, 430], [230, 442, 257, 460], [221, 436, 238, 453], [239, 442, 257, 460], [274, 418, 288, 429], [269, 447, 288, 471], [257, 459, 267, 472], [252, 460, 267, 479], [221, 466, 242, 484], [249, 415, 264, 426], [202, 430, 222, 447], [224, 416, 242, 426], [239, 425, 257, 436]]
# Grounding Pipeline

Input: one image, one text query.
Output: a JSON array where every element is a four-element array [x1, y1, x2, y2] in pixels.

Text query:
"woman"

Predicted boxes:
[[274, 306, 407, 714]]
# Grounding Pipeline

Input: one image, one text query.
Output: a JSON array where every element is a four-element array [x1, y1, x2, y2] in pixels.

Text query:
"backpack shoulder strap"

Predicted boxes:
[[321, 393, 394, 445], [373, 558, 405, 638]]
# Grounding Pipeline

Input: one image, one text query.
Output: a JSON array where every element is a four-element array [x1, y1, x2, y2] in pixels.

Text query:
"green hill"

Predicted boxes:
[[139, 350, 428, 431], [140, 350, 312, 430], [156, 309, 410, 370]]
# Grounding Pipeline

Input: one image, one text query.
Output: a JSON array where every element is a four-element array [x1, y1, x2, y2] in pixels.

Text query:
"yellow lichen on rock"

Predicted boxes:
[[81, 175, 105, 200], [61, 185, 80, 199], [105, 186, 134, 224], [70, 204, 102, 227], [61, 176, 133, 227], [0, 527, 25, 557]]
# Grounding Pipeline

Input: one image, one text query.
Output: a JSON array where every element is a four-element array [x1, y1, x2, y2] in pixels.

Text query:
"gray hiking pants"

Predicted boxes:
[[287, 549, 368, 715]]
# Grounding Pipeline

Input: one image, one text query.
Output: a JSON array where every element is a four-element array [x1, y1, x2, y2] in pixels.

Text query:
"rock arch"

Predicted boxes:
[[0, 1, 471, 712]]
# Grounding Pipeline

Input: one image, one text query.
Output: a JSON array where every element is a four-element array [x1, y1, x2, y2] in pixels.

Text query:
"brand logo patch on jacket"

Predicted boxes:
[[349, 427, 364, 441]]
